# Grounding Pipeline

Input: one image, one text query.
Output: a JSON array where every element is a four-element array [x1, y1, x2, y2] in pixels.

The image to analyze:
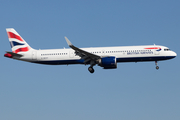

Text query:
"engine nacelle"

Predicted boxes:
[[98, 56, 117, 69]]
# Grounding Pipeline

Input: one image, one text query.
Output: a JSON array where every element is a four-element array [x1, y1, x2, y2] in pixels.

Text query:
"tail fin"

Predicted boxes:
[[6, 28, 33, 53]]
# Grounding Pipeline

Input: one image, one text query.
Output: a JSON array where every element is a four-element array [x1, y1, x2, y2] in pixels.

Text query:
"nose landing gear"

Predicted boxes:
[[155, 61, 159, 70]]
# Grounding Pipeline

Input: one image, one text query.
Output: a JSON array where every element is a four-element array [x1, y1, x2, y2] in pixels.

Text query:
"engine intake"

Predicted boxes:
[[98, 56, 117, 69]]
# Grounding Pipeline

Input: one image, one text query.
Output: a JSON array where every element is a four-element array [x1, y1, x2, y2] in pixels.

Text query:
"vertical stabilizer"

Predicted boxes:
[[6, 28, 33, 53]]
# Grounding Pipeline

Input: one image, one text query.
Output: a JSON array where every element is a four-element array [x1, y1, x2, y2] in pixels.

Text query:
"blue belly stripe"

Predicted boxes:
[[33, 56, 176, 65]]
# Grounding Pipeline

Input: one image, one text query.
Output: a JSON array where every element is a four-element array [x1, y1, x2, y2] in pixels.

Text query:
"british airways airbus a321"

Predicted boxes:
[[4, 28, 177, 73]]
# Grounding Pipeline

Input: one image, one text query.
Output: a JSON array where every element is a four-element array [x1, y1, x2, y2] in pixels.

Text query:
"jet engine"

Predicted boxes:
[[98, 56, 117, 69]]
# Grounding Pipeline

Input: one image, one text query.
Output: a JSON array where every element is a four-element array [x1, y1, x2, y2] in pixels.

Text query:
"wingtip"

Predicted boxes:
[[65, 36, 72, 46]]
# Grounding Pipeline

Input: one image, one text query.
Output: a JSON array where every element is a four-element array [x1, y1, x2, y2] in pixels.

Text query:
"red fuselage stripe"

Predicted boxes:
[[144, 47, 161, 49]]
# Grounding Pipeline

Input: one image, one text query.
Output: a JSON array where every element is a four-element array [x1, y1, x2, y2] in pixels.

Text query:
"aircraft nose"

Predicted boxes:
[[172, 51, 177, 57]]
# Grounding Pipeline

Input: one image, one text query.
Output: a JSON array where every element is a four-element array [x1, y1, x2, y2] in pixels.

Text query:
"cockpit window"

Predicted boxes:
[[164, 49, 171, 51]]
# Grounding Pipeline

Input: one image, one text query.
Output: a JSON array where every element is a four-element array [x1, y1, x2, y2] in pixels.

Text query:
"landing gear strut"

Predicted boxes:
[[155, 61, 159, 70]]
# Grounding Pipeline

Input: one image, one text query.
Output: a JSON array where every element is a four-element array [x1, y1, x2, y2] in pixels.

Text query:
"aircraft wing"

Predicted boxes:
[[65, 37, 100, 63]]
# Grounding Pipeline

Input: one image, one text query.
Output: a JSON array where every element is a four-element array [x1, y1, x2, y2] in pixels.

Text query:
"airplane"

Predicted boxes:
[[4, 28, 177, 73]]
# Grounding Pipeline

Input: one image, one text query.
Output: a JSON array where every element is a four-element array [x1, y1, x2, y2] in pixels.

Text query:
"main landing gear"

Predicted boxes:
[[88, 61, 96, 73], [155, 61, 159, 70], [88, 67, 94, 73]]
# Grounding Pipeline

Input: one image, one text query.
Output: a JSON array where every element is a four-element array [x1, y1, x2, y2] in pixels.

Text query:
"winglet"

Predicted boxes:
[[65, 36, 72, 46]]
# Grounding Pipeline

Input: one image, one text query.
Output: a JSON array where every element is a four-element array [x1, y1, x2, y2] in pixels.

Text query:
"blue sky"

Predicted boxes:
[[1, 0, 180, 120]]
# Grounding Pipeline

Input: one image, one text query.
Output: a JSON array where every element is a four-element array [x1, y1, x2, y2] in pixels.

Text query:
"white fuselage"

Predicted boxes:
[[16, 45, 176, 65]]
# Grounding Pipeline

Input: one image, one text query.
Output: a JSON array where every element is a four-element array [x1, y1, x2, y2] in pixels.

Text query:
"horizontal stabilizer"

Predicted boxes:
[[4, 51, 23, 58]]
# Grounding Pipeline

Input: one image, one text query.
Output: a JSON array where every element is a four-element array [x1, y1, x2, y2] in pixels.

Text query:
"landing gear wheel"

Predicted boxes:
[[155, 61, 159, 70], [88, 67, 94, 73], [156, 66, 159, 70]]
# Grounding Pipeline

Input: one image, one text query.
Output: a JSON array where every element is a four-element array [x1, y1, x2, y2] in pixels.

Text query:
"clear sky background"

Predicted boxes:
[[0, 0, 180, 120]]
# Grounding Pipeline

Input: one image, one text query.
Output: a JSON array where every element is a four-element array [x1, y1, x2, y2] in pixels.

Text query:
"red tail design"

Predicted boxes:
[[13, 47, 30, 53], [7, 32, 24, 42]]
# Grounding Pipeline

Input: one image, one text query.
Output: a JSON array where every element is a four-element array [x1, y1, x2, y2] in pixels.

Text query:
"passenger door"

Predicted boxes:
[[154, 49, 160, 55], [32, 51, 37, 60], [69, 50, 74, 58]]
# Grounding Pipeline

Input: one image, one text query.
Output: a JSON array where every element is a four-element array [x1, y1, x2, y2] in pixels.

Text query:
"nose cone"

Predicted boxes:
[[173, 51, 177, 57], [171, 51, 177, 58]]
